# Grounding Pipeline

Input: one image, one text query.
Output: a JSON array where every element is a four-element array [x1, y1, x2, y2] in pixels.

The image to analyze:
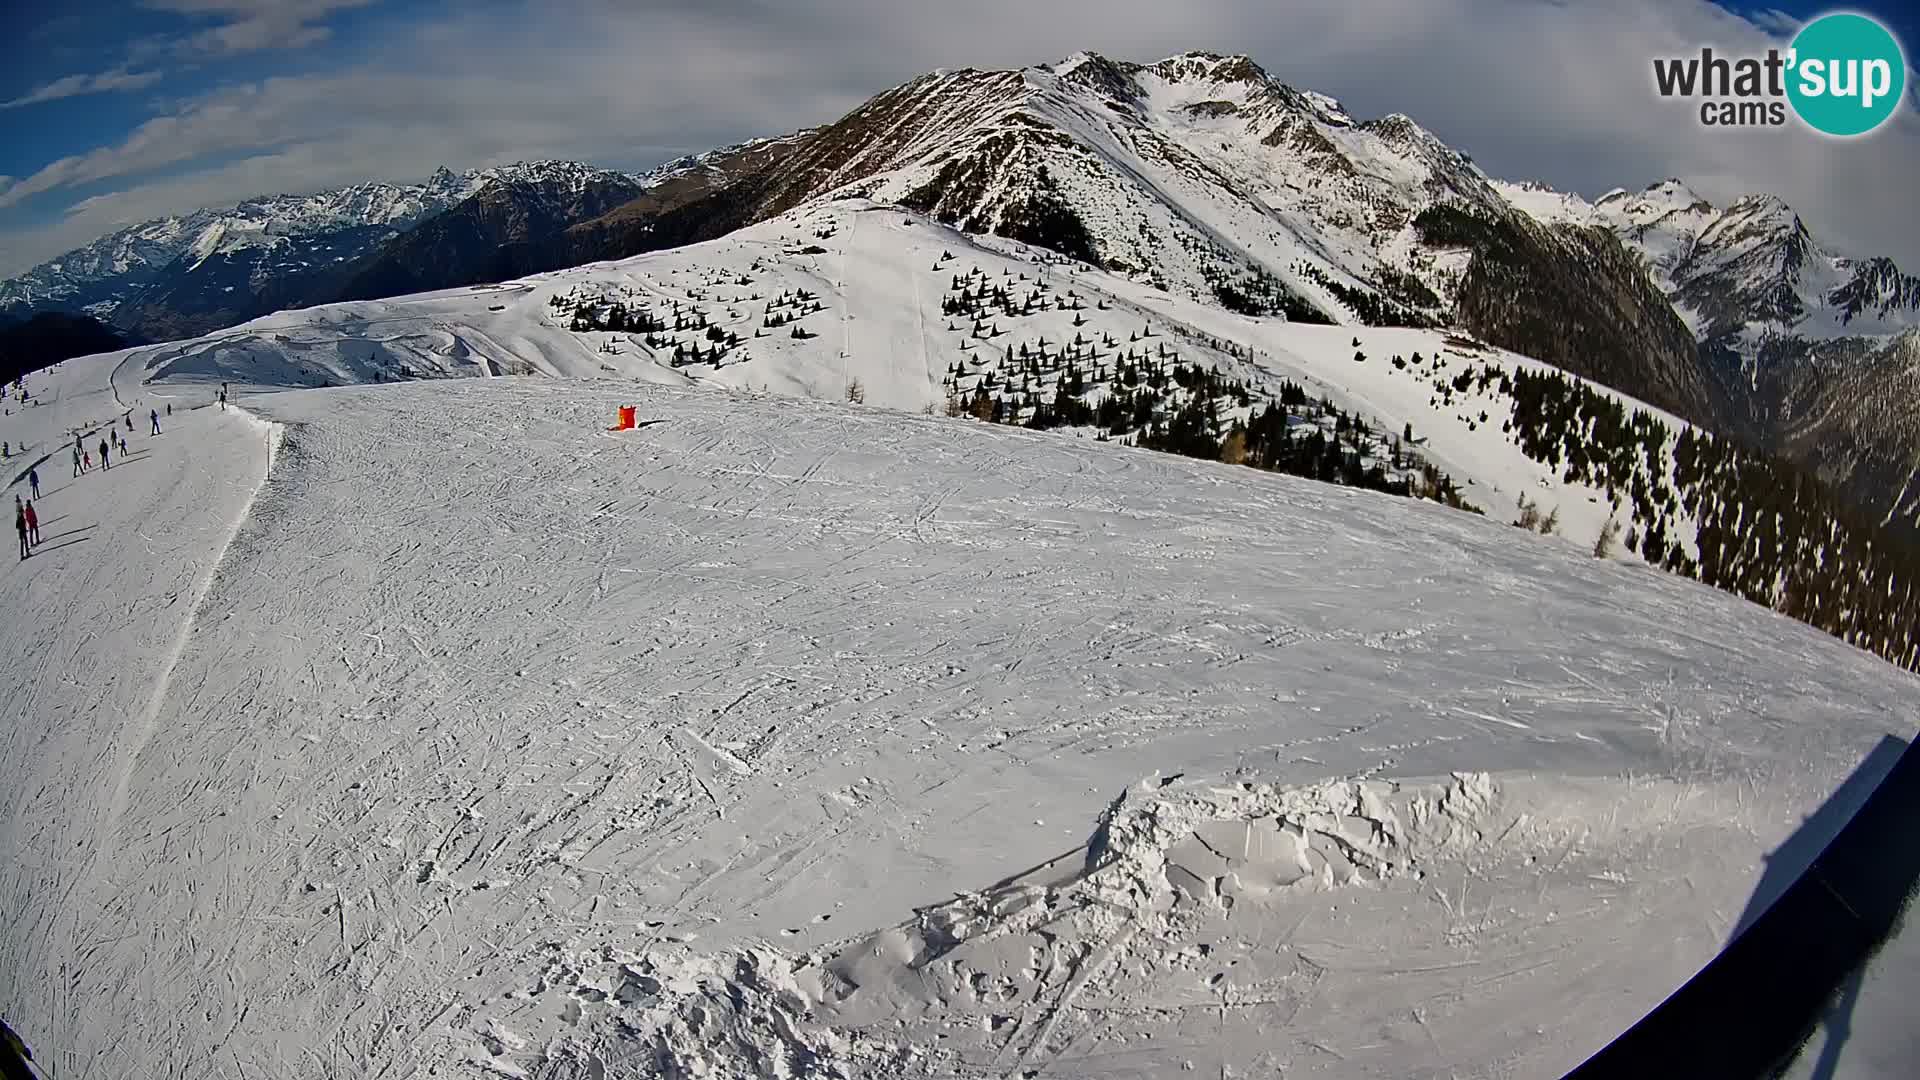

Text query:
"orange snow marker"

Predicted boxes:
[[611, 405, 636, 431]]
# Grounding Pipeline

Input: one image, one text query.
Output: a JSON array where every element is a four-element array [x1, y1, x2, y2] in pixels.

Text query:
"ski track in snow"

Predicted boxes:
[[1, 336, 1915, 1077]]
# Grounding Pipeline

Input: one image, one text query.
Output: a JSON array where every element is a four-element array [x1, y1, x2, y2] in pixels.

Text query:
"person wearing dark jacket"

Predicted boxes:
[[99, 439, 111, 470], [14, 502, 27, 560]]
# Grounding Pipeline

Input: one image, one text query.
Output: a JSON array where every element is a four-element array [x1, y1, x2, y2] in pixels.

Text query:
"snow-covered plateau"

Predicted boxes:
[[1, 205, 1916, 1078]]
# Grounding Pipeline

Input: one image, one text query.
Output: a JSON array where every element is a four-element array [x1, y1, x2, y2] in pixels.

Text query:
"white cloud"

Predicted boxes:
[[0, 0, 1912, 277], [0, 66, 165, 110], [1746, 8, 1804, 36], [138, 0, 383, 56]]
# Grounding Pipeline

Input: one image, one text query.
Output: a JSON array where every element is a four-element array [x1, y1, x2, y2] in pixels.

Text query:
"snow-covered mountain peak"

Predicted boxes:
[[469, 159, 640, 193], [1356, 112, 1455, 156], [1641, 176, 1706, 206], [1491, 179, 1601, 227], [1718, 191, 1799, 226], [1497, 171, 1919, 348], [1048, 50, 1103, 77], [1145, 50, 1273, 88]]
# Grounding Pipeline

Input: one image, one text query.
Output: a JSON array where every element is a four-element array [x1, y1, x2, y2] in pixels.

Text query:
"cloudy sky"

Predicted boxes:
[[0, 0, 1915, 278]]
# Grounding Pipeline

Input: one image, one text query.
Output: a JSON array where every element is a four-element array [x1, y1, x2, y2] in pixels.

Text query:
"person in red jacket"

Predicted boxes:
[[22, 500, 37, 547]]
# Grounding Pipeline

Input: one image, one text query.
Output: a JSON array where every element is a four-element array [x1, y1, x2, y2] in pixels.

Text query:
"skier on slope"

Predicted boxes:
[[99, 439, 111, 471], [27, 468, 38, 500], [14, 500, 26, 561], [22, 500, 38, 547], [71, 447, 81, 478], [151, 409, 161, 435]]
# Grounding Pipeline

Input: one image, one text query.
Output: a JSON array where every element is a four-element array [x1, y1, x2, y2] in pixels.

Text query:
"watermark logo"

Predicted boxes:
[[1652, 11, 1908, 136]]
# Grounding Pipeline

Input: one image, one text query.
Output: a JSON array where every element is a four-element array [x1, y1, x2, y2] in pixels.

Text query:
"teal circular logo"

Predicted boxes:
[[1787, 13, 1907, 136]]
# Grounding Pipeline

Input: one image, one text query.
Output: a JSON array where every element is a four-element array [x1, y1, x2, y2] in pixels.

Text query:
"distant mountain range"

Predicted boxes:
[[0, 161, 649, 341], [4, 50, 1917, 530]]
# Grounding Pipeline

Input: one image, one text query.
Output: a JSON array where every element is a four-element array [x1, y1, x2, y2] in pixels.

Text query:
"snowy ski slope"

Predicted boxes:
[[106, 200, 1699, 556], [0, 339, 1914, 1077]]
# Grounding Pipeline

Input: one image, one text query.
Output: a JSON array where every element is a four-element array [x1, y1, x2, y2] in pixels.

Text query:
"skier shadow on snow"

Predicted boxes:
[[28, 536, 91, 556], [6, 450, 54, 490], [1564, 733, 1919, 1080], [32, 524, 96, 553]]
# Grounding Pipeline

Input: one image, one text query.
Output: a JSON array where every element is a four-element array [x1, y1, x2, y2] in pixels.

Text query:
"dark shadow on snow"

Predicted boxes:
[[5, 449, 54, 491], [1562, 733, 1920, 1080], [36, 523, 96, 543], [25, 535, 91, 556], [1730, 738, 1910, 942]]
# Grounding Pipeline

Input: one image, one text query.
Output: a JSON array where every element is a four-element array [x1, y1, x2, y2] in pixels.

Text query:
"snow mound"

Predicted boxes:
[[533, 772, 1504, 1078]]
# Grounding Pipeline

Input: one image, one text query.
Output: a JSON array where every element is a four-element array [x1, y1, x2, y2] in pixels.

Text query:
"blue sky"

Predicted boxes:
[[1, 0, 1916, 278]]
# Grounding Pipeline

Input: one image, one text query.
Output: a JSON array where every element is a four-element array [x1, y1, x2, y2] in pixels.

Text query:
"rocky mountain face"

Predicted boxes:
[[1499, 176, 1920, 532], [331, 167, 649, 303], [570, 53, 1503, 321], [1417, 204, 1718, 427], [1769, 332, 1920, 531], [555, 53, 1699, 423], [553, 135, 815, 265]]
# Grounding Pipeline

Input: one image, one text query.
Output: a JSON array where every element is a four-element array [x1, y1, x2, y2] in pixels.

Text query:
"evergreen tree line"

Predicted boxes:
[[948, 349, 1476, 511], [1499, 365, 1920, 672], [1202, 262, 1333, 323], [938, 259, 1099, 330], [1291, 261, 1439, 329], [553, 284, 826, 368]]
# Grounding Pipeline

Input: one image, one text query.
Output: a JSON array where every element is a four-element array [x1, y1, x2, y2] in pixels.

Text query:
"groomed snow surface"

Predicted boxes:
[[3, 336, 1916, 1079]]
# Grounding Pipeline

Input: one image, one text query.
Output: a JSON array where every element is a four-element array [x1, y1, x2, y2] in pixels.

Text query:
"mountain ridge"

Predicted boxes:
[[6, 48, 1919, 529], [0, 160, 653, 337]]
